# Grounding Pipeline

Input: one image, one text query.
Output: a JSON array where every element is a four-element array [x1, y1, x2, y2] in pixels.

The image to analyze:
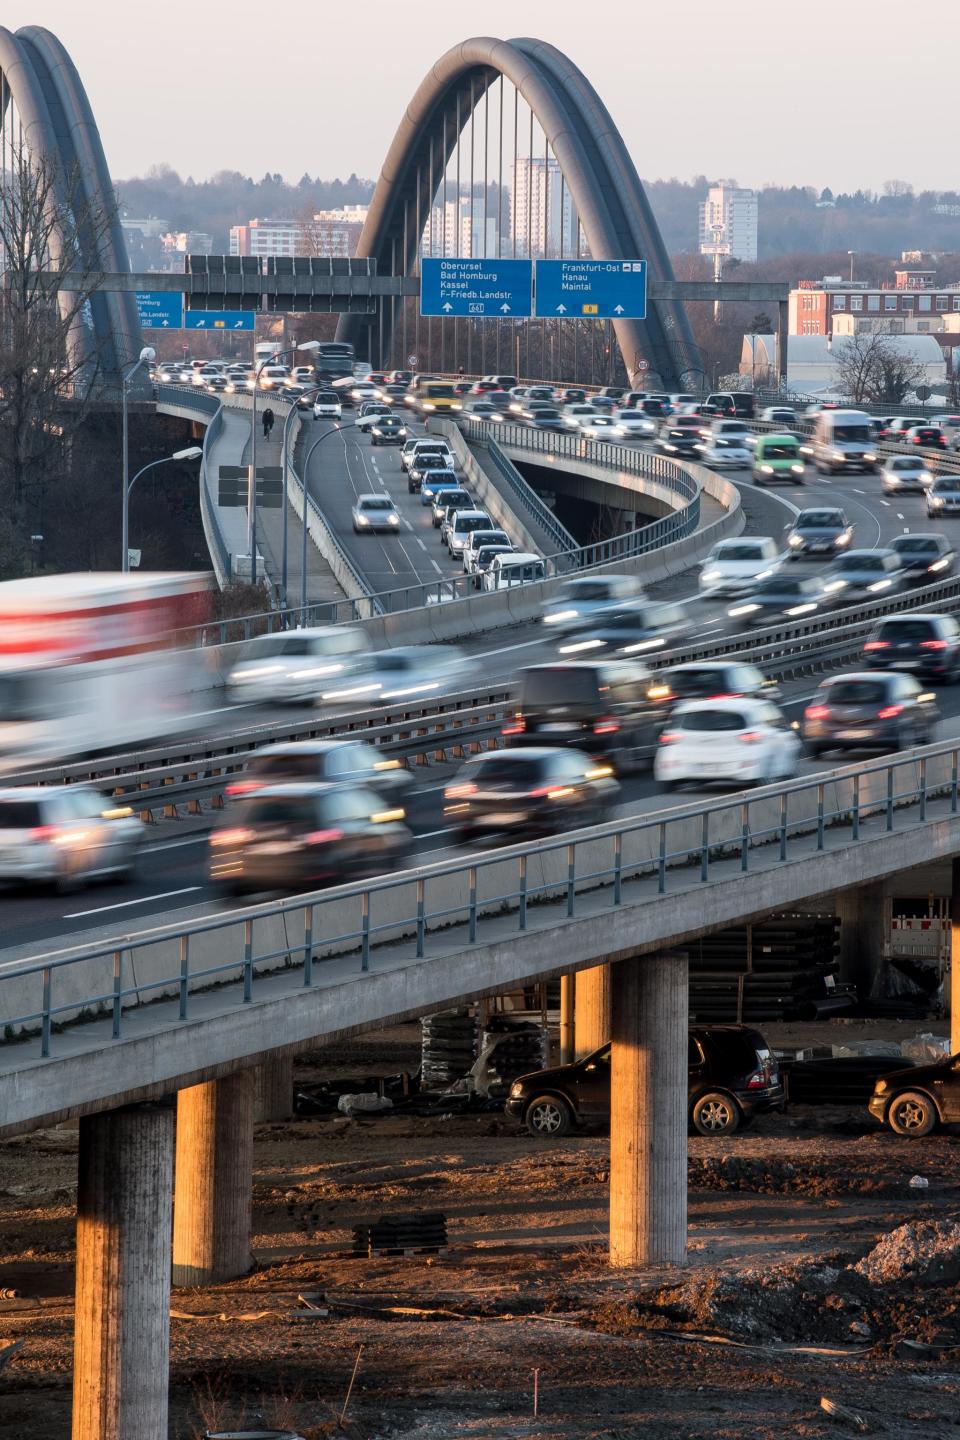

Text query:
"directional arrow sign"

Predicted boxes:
[[185, 309, 255, 331], [136, 291, 184, 329], [420, 257, 533, 318], [534, 259, 647, 320]]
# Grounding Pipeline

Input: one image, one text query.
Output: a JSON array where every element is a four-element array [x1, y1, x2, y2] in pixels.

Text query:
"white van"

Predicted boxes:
[[227, 627, 367, 704], [482, 553, 547, 591], [811, 409, 878, 474]]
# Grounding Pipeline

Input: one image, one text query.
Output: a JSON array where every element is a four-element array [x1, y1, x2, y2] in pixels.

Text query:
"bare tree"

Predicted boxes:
[[833, 329, 926, 406], [0, 135, 119, 567]]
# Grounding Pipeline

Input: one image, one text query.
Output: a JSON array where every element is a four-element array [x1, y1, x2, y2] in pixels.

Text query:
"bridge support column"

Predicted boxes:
[[254, 1055, 294, 1122], [172, 1071, 254, 1286], [609, 953, 688, 1269], [72, 1103, 174, 1440], [951, 860, 960, 1056], [575, 964, 611, 1060], [835, 884, 887, 998], [559, 975, 575, 1065]]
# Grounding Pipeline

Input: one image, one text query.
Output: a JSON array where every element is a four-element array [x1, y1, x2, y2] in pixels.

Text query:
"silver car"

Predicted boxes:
[[0, 786, 143, 891], [352, 493, 400, 533]]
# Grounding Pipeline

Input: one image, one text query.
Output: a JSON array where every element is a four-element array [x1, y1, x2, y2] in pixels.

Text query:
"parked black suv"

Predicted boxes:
[[505, 1026, 784, 1137], [869, 1053, 960, 1136], [864, 613, 960, 682], [504, 661, 666, 772]]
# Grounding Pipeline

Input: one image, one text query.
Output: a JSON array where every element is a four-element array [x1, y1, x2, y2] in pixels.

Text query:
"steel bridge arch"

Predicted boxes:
[[340, 36, 698, 387], [0, 25, 141, 381]]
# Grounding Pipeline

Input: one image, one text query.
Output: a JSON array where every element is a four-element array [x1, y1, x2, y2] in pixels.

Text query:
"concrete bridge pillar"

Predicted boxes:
[[172, 1071, 255, 1286], [574, 963, 611, 1060], [951, 859, 960, 1057], [835, 883, 887, 998], [72, 1103, 174, 1440], [609, 952, 688, 1268], [254, 1054, 294, 1122]]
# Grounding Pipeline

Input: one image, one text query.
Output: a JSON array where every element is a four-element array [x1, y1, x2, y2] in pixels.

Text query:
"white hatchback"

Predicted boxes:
[[654, 698, 801, 790], [699, 537, 781, 595]]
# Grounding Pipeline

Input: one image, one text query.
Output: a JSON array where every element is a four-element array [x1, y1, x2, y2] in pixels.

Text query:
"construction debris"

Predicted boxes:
[[854, 1219, 960, 1286]]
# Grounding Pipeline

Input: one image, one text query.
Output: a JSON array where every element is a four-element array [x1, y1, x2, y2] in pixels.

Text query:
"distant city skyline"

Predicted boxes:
[[1, 0, 955, 195]]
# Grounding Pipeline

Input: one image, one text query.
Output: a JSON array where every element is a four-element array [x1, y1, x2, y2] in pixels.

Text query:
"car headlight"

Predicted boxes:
[[930, 558, 950, 571], [509, 1081, 524, 1098], [789, 534, 803, 547], [452, 402, 462, 410], [791, 464, 804, 474], [920, 471, 932, 483], [886, 475, 901, 486], [701, 569, 721, 584], [729, 602, 761, 616], [832, 451, 844, 462], [864, 452, 876, 462], [422, 402, 435, 411], [867, 579, 892, 592], [388, 514, 399, 525], [874, 1079, 888, 1095], [835, 533, 851, 546], [357, 515, 369, 525], [760, 464, 774, 474], [930, 495, 945, 507]]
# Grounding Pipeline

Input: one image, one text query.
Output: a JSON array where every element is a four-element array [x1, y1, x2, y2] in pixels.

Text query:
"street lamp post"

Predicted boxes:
[[249, 338, 321, 588], [122, 446, 203, 568], [280, 386, 322, 608], [848, 251, 856, 284], [299, 422, 355, 623], [121, 345, 156, 572]]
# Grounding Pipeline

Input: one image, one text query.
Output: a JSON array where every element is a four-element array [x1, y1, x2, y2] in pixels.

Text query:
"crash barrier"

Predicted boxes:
[[3, 738, 959, 1074]]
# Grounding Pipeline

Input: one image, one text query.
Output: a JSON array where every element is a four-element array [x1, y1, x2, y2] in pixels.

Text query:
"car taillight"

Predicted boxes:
[[503, 715, 526, 736], [744, 1068, 766, 1088], [445, 782, 478, 798], [864, 640, 889, 651], [305, 829, 345, 845], [29, 825, 58, 842], [226, 780, 260, 796], [593, 718, 620, 735], [210, 827, 254, 847], [878, 704, 903, 720], [659, 731, 681, 744], [805, 704, 830, 720], [920, 639, 948, 650], [740, 730, 763, 744]]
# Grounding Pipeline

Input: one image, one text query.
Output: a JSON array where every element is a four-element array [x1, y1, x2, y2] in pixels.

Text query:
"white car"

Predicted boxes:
[[259, 365, 290, 389], [291, 366, 315, 385], [462, 527, 511, 573], [541, 574, 644, 632], [317, 645, 476, 705], [699, 537, 781, 595], [696, 437, 753, 469], [0, 785, 144, 890], [580, 415, 623, 442], [312, 393, 342, 420], [760, 406, 797, 425], [481, 552, 547, 591], [880, 456, 934, 493], [562, 403, 601, 429], [654, 698, 801, 790], [354, 404, 394, 431], [352, 493, 400, 533], [401, 438, 456, 472], [226, 627, 368, 704], [613, 408, 657, 438], [446, 509, 494, 556]]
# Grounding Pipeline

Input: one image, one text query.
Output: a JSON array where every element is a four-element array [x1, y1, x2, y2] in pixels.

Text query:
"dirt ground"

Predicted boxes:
[[3, 1019, 960, 1439]]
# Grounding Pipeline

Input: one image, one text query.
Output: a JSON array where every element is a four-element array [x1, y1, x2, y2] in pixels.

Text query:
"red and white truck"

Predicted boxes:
[[0, 572, 212, 768]]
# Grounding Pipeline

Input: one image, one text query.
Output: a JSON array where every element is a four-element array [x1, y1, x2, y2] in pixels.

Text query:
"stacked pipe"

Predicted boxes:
[[352, 1212, 448, 1257], [687, 913, 853, 1024], [480, 1016, 549, 1095], [420, 1009, 478, 1088]]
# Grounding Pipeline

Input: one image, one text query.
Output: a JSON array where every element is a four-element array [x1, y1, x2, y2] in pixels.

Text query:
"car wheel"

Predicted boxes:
[[525, 1095, 573, 1138], [887, 1090, 937, 1137], [691, 1091, 741, 1136]]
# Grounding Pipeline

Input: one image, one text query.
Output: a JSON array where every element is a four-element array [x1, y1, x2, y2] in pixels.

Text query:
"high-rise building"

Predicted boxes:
[[421, 197, 501, 258], [510, 157, 576, 257], [229, 210, 367, 259], [698, 184, 758, 265]]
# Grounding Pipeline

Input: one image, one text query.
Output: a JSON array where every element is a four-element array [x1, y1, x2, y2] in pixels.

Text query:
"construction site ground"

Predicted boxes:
[[2, 1017, 960, 1439]]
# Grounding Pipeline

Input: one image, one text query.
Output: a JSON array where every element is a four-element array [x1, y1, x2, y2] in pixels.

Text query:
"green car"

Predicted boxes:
[[753, 433, 805, 486]]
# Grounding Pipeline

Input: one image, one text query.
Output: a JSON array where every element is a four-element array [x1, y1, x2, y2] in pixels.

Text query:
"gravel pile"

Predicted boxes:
[[854, 1219, 960, 1286]]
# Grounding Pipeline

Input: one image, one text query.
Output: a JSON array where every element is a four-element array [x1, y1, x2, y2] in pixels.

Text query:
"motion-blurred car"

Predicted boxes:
[[802, 673, 937, 755], [786, 508, 854, 557], [225, 739, 412, 800], [445, 509, 495, 557], [464, 400, 506, 423], [823, 549, 903, 599], [759, 406, 797, 425], [613, 408, 657, 438], [481, 553, 546, 590], [541, 574, 644, 633], [695, 436, 752, 468], [654, 662, 779, 710], [927, 476, 960, 516], [401, 438, 456, 474], [655, 698, 801, 789], [443, 747, 619, 843], [504, 660, 667, 772], [354, 402, 393, 430], [904, 424, 948, 451], [880, 456, 934, 493], [698, 537, 780, 595], [208, 784, 410, 895], [527, 407, 567, 432], [432, 488, 473, 527], [657, 422, 701, 456], [727, 573, 830, 625], [409, 454, 456, 494], [751, 434, 805, 485], [226, 627, 367, 704], [863, 613, 960, 681], [318, 645, 474, 705], [562, 403, 601, 429], [579, 415, 622, 441], [462, 528, 511, 573], [557, 600, 691, 658], [889, 533, 957, 582], [0, 786, 143, 891], [352, 493, 400, 533], [370, 415, 408, 446], [418, 473, 460, 505]]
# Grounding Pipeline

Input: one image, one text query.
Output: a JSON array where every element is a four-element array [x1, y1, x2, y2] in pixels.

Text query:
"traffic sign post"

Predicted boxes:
[[420, 258, 533, 317], [218, 465, 283, 508], [534, 259, 647, 319], [185, 311, 256, 331], [136, 291, 184, 329]]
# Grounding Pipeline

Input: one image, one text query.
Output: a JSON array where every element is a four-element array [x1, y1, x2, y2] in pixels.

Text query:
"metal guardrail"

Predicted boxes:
[[196, 401, 233, 584], [478, 433, 578, 554], [4, 737, 959, 1059]]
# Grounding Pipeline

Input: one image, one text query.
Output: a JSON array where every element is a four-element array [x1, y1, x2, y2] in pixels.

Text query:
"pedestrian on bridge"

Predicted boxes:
[[262, 406, 275, 440]]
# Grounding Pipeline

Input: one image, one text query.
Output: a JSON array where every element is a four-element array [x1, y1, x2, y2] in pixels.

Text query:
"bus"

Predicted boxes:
[[314, 341, 356, 381]]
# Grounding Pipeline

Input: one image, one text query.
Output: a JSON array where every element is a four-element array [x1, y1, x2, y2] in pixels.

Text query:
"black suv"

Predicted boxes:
[[504, 661, 666, 772], [505, 1026, 784, 1137], [864, 614, 960, 682], [869, 1053, 960, 1136]]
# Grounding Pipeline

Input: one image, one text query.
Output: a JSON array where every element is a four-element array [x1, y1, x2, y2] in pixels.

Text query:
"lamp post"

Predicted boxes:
[[299, 421, 355, 623], [121, 345, 156, 571], [249, 338, 321, 588], [122, 446, 203, 570], [280, 386, 322, 608], [848, 251, 856, 284]]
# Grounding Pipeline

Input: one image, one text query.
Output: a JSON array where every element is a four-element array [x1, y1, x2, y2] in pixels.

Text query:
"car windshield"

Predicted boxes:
[[470, 758, 546, 786], [762, 444, 797, 459], [563, 582, 617, 602], [243, 796, 316, 827], [936, 479, 960, 493], [249, 753, 321, 780], [714, 438, 743, 449], [834, 424, 871, 442], [714, 544, 767, 561], [834, 554, 886, 572], [876, 620, 937, 641], [522, 668, 597, 704], [670, 669, 740, 696], [362, 497, 393, 510], [535, 409, 561, 419], [890, 459, 921, 471], [678, 709, 750, 732], [417, 455, 449, 469], [457, 515, 492, 532], [893, 538, 938, 554], [243, 636, 310, 659], [828, 681, 887, 705], [797, 512, 842, 528], [426, 384, 456, 397], [0, 798, 44, 827], [754, 579, 806, 597]]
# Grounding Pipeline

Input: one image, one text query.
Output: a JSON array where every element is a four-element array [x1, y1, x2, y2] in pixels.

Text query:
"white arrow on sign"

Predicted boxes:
[[500, 302, 511, 313], [614, 304, 625, 314], [556, 303, 567, 314], [161, 320, 170, 327], [442, 302, 453, 312], [196, 319, 207, 327], [233, 320, 243, 328]]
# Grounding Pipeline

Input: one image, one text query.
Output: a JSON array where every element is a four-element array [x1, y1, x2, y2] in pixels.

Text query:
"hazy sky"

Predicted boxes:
[[5, 0, 957, 194]]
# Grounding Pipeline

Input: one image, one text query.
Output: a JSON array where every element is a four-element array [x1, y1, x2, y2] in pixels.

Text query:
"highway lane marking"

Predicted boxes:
[[880, 499, 890, 506], [63, 886, 201, 918], [143, 836, 209, 854], [416, 538, 427, 550], [431, 559, 443, 574], [897, 513, 905, 520]]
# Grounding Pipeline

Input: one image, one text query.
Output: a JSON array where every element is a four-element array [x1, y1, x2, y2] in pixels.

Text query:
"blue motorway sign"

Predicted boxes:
[[534, 259, 647, 319], [420, 258, 533, 317], [184, 310, 256, 331], [136, 291, 184, 329]]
